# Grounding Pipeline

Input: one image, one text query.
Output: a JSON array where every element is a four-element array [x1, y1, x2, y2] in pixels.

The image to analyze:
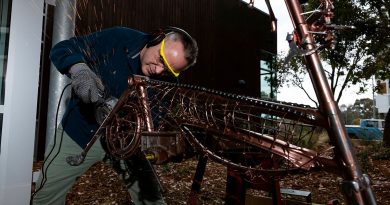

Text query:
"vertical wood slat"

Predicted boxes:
[[75, 0, 276, 97]]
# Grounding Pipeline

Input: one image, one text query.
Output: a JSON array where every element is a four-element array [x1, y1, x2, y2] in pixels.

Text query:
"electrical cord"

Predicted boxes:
[[30, 83, 71, 202]]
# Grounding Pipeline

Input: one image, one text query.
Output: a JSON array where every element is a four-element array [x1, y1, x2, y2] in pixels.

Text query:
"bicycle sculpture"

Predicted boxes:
[[67, 0, 377, 204]]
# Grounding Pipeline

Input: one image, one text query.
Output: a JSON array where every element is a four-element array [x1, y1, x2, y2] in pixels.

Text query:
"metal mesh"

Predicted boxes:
[[100, 76, 335, 175]]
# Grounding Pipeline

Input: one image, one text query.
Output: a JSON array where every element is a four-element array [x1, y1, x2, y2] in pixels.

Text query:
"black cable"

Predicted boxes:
[[30, 83, 71, 202]]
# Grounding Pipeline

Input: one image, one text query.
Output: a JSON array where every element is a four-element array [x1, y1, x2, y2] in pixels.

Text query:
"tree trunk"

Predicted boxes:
[[383, 108, 390, 147]]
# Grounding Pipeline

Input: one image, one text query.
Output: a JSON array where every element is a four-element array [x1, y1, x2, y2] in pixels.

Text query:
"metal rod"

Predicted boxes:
[[45, 0, 76, 149], [284, 0, 376, 204], [187, 155, 208, 205]]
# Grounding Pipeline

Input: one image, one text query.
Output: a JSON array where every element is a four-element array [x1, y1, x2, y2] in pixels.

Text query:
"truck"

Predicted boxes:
[[359, 118, 385, 132], [345, 119, 384, 141]]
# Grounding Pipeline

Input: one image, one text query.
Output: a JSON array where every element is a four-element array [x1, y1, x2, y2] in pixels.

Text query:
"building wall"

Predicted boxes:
[[0, 0, 43, 204], [74, 0, 276, 97], [376, 79, 390, 117], [214, 0, 276, 96], [35, 0, 277, 159]]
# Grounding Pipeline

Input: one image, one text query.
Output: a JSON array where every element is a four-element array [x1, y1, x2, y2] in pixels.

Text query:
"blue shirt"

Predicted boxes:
[[50, 27, 151, 148]]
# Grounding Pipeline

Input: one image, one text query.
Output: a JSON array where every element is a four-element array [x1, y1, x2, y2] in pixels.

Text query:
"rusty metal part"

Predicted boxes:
[[182, 123, 317, 170], [70, 73, 333, 172], [187, 155, 208, 205], [118, 76, 331, 174], [66, 1, 376, 204], [285, 0, 376, 204], [103, 102, 142, 158]]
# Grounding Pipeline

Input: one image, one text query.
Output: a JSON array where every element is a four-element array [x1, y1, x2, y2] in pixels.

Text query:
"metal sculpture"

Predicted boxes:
[[67, 0, 377, 204]]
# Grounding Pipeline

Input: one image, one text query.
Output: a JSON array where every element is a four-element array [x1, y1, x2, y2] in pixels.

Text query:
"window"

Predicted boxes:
[[259, 51, 276, 99], [0, 0, 12, 150]]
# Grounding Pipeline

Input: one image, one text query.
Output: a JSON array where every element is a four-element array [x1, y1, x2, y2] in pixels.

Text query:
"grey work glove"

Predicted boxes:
[[69, 63, 105, 103]]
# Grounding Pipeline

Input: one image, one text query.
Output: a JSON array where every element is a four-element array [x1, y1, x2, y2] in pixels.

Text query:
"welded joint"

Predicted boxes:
[[341, 174, 371, 197], [324, 100, 339, 116]]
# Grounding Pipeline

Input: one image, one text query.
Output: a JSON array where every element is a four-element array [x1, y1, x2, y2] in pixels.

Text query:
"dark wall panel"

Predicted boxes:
[[213, 1, 277, 96], [75, 0, 276, 97]]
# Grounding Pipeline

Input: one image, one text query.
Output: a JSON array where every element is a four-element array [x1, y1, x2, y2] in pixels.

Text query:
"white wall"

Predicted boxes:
[[376, 80, 390, 115], [0, 0, 43, 204], [376, 95, 390, 114]]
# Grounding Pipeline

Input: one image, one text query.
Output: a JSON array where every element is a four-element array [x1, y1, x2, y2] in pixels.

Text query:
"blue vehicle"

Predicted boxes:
[[359, 119, 385, 132], [345, 119, 384, 141]]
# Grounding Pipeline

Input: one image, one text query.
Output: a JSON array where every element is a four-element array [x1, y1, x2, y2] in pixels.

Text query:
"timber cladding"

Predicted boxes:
[[75, 0, 276, 97]]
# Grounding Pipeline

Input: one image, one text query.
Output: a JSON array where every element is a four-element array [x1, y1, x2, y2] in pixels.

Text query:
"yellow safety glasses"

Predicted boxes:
[[160, 38, 180, 77]]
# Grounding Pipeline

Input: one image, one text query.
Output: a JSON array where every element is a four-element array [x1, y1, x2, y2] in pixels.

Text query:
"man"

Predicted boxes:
[[32, 26, 198, 205]]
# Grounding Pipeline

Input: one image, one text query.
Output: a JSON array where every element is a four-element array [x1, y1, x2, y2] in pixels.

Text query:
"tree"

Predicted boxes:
[[274, 0, 390, 145], [357, 0, 390, 146], [350, 98, 376, 119], [274, 0, 390, 106], [340, 98, 375, 125], [384, 108, 390, 146]]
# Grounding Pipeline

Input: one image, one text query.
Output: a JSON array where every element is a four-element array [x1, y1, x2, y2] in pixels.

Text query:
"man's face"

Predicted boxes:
[[140, 38, 188, 77]]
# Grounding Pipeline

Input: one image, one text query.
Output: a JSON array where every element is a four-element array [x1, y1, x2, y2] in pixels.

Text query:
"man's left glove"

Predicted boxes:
[[69, 63, 105, 104]]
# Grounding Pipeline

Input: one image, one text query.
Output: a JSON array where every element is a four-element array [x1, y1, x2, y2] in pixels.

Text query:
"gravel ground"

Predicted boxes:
[[32, 143, 390, 205]]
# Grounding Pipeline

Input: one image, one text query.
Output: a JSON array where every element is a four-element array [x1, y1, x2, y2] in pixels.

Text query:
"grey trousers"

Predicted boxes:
[[32, 126, 166, 205]]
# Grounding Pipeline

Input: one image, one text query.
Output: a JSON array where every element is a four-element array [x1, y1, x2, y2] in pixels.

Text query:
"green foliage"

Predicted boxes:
[[356, 149, 371, 172], [339, 98, 377, 124], [372, 146, 390, 160], [353, 142, 389, 173], [160, 164, 171, 173], [273, 0, 390, 104], [352, 118, 360, 125]]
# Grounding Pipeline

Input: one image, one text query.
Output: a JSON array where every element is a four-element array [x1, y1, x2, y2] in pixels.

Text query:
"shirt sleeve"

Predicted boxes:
[[49, 27, 139, 74]]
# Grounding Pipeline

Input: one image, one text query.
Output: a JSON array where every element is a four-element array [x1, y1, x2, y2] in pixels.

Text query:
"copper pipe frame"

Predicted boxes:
[[66, 1, 378, 204], [130, 76, 339, 175], [284, 0, 376, 204]]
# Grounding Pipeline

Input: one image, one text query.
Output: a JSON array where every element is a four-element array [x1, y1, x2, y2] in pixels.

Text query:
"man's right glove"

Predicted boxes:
[[69, 63, 105, 104]]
